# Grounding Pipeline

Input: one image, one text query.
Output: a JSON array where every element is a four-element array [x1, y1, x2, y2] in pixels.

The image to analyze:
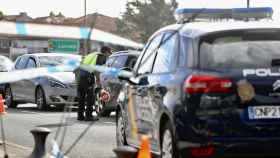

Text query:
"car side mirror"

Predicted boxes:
[[120, 67, 133, 72], [118, 67, 137, 85], [118, 75, 130, 82]]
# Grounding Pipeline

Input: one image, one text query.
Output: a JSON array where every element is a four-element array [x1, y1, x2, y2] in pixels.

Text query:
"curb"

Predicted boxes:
[[0, 141, 31, 150], [0, 141, 32, 157]]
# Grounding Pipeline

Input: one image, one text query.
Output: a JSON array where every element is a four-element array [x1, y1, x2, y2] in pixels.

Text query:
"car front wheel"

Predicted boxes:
[[4, 85, 17, 108], [35, 87, 49, 111], [116, 110, 127, 146]]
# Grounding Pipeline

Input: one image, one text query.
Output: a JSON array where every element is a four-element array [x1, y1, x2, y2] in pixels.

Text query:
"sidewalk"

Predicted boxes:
[[0, 141, 32, 158]]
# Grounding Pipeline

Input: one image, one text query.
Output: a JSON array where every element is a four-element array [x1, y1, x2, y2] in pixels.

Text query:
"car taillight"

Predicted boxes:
[[185, 75, 232, 94], [190, 146, 215, 157]]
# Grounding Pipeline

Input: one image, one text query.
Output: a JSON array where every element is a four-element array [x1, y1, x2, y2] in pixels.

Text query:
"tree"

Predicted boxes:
[[49, 11, 55, 17], [0, 11, 3, 20], [118, 0, 177, 43], [57, 12, 65, 17]]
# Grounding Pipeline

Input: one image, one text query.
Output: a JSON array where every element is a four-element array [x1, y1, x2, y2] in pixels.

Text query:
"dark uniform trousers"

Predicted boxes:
[[77, 70, 95, 118]]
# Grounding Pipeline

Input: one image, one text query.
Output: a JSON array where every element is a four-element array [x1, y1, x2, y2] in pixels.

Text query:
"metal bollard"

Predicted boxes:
[[29, 127, 51, 158], [113, 146, 138, 158]]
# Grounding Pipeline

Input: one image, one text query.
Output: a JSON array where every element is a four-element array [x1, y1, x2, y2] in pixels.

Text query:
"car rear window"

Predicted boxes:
[[199, 30, 280, 69], [106, 56, 116, 67], [112, 55, 128, 68]]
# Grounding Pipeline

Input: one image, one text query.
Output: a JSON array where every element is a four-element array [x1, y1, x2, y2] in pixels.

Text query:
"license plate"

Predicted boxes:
[[248, 106, 280, 119]]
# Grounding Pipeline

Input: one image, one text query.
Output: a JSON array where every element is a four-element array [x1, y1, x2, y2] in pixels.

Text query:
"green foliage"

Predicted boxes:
[[0, 11, 3, 20], [49, 11, 55, 17], [118, 0, 177, 43]]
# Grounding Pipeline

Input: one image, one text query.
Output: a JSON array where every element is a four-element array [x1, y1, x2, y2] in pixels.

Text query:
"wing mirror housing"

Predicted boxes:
[[118, 67, 138, 85]]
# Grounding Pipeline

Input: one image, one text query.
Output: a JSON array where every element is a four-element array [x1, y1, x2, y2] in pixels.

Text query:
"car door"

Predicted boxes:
[[147, 32, 183, 149], [22, 57, 38, 102], [100, 56, 117, 86], [108, 55, 129, 103], [125, 34, 163, 147], [110, 54, 138, 105], [11, 55, 29, 101]]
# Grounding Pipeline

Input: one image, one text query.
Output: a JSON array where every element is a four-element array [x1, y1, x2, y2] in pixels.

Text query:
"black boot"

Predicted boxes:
[[77, 112, 85, 121], [85, 116, 99, 121], [85, 112, 99, 121]]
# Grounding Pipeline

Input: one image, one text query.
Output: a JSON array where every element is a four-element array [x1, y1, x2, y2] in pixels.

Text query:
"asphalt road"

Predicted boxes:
[[3, 103, 116, 158]]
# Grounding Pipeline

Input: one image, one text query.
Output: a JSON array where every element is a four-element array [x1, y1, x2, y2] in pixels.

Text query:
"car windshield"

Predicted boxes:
[[199, 30, 280, 69], [39, 55, 81, 67]]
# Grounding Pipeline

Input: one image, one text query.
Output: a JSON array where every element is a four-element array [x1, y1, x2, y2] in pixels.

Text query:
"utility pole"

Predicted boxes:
[[247, 0, 250, 8]]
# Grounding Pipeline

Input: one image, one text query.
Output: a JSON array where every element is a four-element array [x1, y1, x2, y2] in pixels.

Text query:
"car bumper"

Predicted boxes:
[[48, 95, 78, 105], [44, 86, 78, 105], [178, 138, 280, 158]]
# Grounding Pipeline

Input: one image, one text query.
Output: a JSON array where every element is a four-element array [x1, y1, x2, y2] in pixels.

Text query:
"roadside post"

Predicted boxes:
[[113, 146, 138, 158], [113, 135, 152, 158], [137, 135, 151, 158], [29, 127, 51, 158], [0, 94, 8, 158]]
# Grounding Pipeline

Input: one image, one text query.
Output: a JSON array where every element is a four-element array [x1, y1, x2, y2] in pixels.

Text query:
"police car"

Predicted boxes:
[[116, 7, 280, 158]]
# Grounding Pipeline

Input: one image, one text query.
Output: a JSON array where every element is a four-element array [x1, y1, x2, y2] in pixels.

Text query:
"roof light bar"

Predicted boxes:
[[175, 7, 273, 23]]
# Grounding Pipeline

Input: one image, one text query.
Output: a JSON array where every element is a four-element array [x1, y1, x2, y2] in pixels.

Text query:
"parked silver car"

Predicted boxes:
[[0, 55, 13, 72], [0, 55, 14, 95], [4, 53, 81, 110]]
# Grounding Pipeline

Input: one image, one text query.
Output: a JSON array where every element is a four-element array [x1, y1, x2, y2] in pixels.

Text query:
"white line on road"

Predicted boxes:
[[0, 141, 31, 150], [20, 111, 41, 114]]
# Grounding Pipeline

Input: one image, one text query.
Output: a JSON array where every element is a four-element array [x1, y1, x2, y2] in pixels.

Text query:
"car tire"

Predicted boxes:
[[161, 121, 177, 158], [56, 104, 66, 111], [116, 109, 127, 146], [35, 87, 49, 111], [4, 85, 17, 108], [97, 108, 111, 117]]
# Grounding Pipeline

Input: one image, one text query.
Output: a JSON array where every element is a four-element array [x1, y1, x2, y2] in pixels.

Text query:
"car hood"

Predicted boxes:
[[47, 72, 75, 84]]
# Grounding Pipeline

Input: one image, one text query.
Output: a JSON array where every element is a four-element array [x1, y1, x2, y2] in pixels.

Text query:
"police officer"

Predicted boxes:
[[75, 46, 111, 121]]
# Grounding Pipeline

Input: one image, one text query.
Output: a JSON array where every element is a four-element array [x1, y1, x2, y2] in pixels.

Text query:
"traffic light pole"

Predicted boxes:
[[247, 0, 250, 8]]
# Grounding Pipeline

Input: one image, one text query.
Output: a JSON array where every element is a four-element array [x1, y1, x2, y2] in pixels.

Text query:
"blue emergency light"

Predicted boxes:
[[175, 7, 273, 23]]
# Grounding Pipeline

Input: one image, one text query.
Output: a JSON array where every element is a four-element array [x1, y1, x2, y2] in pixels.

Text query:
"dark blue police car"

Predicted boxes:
[[116, 7, 280, 158], [97, 50, 139, 117]]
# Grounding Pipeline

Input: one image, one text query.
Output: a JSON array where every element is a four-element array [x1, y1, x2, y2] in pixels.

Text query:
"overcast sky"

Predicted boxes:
[[1, 0, 280, 19]]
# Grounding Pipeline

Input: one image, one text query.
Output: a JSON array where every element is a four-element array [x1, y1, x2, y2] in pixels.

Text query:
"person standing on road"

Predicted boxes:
[[75, 46, 111, 121]]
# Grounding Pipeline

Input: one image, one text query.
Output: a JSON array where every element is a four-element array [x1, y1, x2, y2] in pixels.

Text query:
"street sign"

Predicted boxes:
[[48, 39, 79, 54]]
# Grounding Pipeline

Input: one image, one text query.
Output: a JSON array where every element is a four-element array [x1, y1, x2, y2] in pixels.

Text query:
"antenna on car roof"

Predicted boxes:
[[178, 8, 206, 24]]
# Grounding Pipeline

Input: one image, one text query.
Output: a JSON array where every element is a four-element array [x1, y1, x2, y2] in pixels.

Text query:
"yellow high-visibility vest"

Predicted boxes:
[[82, 52, 101, 66]]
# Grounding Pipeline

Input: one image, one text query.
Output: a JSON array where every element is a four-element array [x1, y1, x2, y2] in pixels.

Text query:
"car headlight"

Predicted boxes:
[[49, 80, 67, 88]]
